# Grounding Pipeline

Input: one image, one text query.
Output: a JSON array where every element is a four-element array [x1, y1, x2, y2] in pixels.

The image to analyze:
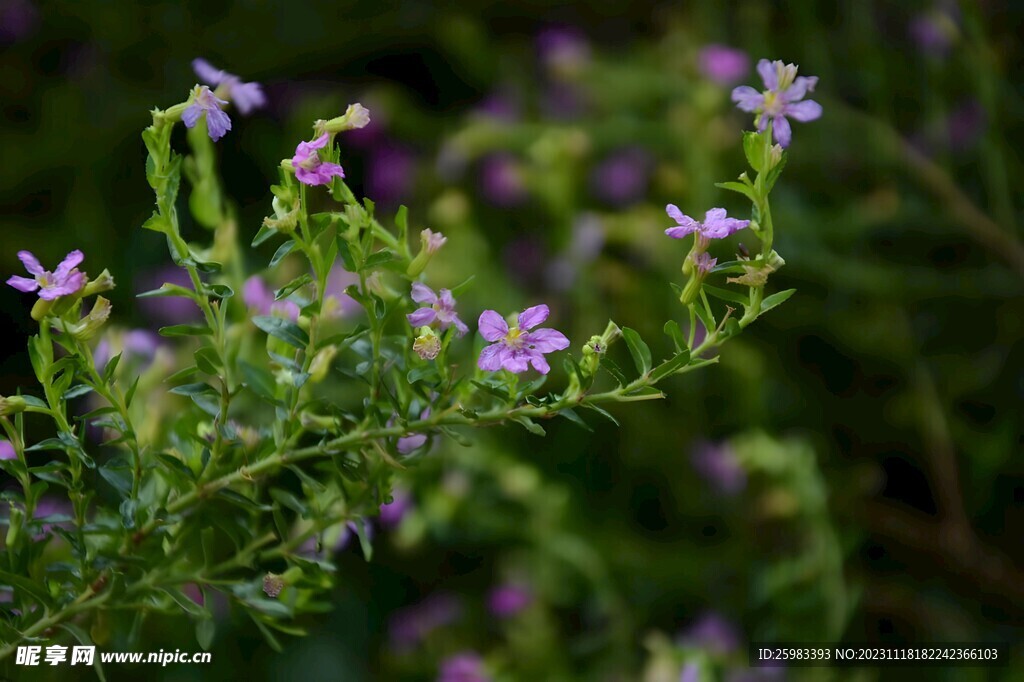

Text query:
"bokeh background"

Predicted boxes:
[[2, 1, 1023, 680]]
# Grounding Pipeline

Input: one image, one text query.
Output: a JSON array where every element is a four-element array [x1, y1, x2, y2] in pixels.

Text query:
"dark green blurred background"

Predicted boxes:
[[1, 1, 1022, 680]]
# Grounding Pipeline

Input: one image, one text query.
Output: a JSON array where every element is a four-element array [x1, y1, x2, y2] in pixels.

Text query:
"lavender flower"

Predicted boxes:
[[182, 85, 232, 142], [94, 329, 161, 373], [324, 265, 361, 318], [422, 229, 447, 255], [698, 44, 750, 86], [192, 58, 266, 114], [681, 664, 700, 682], [366, 143, 415, 205], [380, 487, 412, 528], [488, 583, 533, 618], [407, 283, 469, 336], [243, 276, 299, 321], [666, 206, 749, 245], [389, 593, 463, 652], [693, 252, 717, 276], [397, 409, 431, 454], [731, 59, 822, 147], [590, 147, 652, 206], [7, 250, 86, 300], [437, 652, 492, 682], [478, 305, 570, 375], [691, 440, 745, 495], [292, 133, 345, 186], [138, 267, 201, 325], [480, 154, 528, 207], [679, 611, 742, 655], [0, 440, 15, 460], [909, 8, 958, 57]]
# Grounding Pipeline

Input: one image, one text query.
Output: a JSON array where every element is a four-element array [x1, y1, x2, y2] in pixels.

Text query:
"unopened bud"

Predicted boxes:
[[0, 395, 28, 416], [82, 270, 116, 297], [314, 103, 371, 137], [308, 345, 338, 383], [64, 296, 112, 341], [406, 229, 447, 278]]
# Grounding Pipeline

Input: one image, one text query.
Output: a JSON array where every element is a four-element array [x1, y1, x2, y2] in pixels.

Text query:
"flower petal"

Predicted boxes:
[[205, 108, 232, 141], [17, 251, 44, 276], [478, 310, 508, 342], [230, 81, 266, 115], [730, 85, 764, 113], [181, 103, 202, 129], [307, 133, 330, 150], [784, 99, 823, 122], [7, 275, 39, 292], [524, 327, 570, 353], [406, 308, 437, 327], [502, 348, 530, 374], [773, 115, 793, 148], [397, 433, 427, 455], [756, 58, 778, 90], [477, 343, 504, 371], [518, 304, 549, 330], [54, 250, 84, 278], [452, 316, 469, 337], [665, 226, 695, 239], [438, 288, 456, 311], [528, 351, 551, 374], [783, 76, 818, 102], [410, 282, 438, 305], [192, 58, 227, 86]]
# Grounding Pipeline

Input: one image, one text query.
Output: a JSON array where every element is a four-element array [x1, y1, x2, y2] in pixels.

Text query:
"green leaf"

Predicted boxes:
[[169, 382, 215, 396], [395, 205, 409, 242], [600, 356, 628, 386], [216, 489, 272, 512], [196, 616, 216, 651], [270, 489, 308, 516], [703, 284, 749, 307], [558, 408, 592, 432], [621, 327, 652, 376], [142, 211, 170, 234], [0, 569, 53, 606], [663, 320, 686, 352], [63, 384, 93, 401], [252, 223, 278, 247], [743, 130, 766, 172], [119, 498, 137, 529], [59, 624, 107, 682], [648, 350, 692, 383], [512, 416, 546, 436], [274, 274, 312, 301], [157, 453, 196, 482], [252, 316, 309, 349], [204, 283, 234, 299], [363, 250, 395, 269], [136, 283, 196, 299], [764, 150, 788, 192], [159, 324, 213, 337], [270, 240, 297, 267], [760, 288, 796, 314], [194, 347, 222, 375], [240, 361, 277, 402], [714, 181, 756, 201], [335, 239, 357, 272], [581, 403, 618, 426]]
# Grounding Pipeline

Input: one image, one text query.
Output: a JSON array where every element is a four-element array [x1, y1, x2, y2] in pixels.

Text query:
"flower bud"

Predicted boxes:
[[406, 229, 447, 278], [263, 196, 299, 233], [64, 296, 112, 341], [308, 345, 338, 383], [314, 103, 371, 136], [5, 506, 24, 549], [413, 327, 441, 360], [0, 396, 28, 416], [262, 573, 285, 598], [82, 270, 116, 297]]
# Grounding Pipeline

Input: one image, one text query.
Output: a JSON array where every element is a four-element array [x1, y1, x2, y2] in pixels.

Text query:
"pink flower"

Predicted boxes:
[[406, 283, 468, 336], [292, 133, 345, 186], [0, 440, 15, 460], [7, 249, 86, 300], [243, 276, 299, 321], [477, 305, 569, 375], [698, 44, 751, 86]]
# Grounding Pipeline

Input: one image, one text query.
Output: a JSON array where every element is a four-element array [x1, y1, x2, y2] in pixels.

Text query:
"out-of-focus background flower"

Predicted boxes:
[[1, 1, 1022, 680]]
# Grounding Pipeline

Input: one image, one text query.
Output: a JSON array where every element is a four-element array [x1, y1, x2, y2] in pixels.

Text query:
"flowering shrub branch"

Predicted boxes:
[[0, 58, 817, 659]]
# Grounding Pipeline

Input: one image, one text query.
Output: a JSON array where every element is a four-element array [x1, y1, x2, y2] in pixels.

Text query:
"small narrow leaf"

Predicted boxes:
[[621, 327, 652, 376]]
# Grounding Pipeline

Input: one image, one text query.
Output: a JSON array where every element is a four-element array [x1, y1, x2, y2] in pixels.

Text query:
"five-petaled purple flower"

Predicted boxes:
[[292, 133, 345, 186], [478, 305, 569, 375], [731, 59, 822, 147], [192, 58, 266, 115], [407, 283, 468, 336], [182, 85, 232, 141], [8, 250, 86, 300], [665, 206, 749, 245]]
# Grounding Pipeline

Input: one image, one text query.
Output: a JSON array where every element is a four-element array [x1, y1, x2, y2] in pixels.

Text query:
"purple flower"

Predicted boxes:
[[478, 305, 570, 375], [367, 143, 415, 205], [666, 206, 749, 245], [0, 440, 15, 460], [182, 85, 232, 142], [691, 440, 745, 495], [681, 663, 700, 682], [192, 58, 266, 115], [731, 59, 822, 147], [7, 250, 86, 300], [480, 154, 528, 207], [537, 26, 590, 74], [679, 611, 742, 655], [693, 252, 717, 276], [407, 283, 468, 336], [94, 329, 161, 373], [380, 487, 412, 528], [698, 44, 750, 86], [243, 276, 299, 321], [488, 583, 533, 618], [292, 133, 345, 186], [298, 521, 365, 558], [590, 147, 652, 206], [138, 267, 202, 325], [421, 229, 447, 255], [389, 593, 463, 651], [437, 652, 492, 682], [397, 408, 431, 455], [324, 266, 361, 318], [31, 498, 72, 538], [909, 8, 958, 57]]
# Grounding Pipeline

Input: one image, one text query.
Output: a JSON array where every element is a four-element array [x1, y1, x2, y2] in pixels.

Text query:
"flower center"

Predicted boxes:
[[762, 91, 783, 116], [297, 154, 320, 170], [503, 327, 525, 349]]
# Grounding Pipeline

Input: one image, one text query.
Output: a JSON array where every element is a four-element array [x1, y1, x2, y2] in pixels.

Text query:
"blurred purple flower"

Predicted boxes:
[[380, 487, 412, 528], [437, 651, 491, 682], [909, 8, 958, 57], [590, 147, 652, 206], [475, 92, 521, 122], [732, 59, 822, 147], [480, 154, 528, 207], [292, 133, 345, 186], [503, 237, 547, 286], [324, 266, 361, 318], [681, 663, 700, 682], [407, 283, 468, 336], [541, 84, 586, 120], [397, 408, 431, 455], [547, 213, 605, 291], [367, 143, 416, 205], [698, 44, 751, 86], [537, 26, 590, 73], [679, 611, 742, 655], [478, 305, 570, 375], [691, 440, 745, 495], [0, 440, 15, 460], [192, 58, 266, 115], [389, 593, 463, 651], [94, 330, 161, 373], [7, 250, 86, 300], [488, 583, 533, 618], [299, 521, 370, 558], [31, 498, 72, 538], [182, 85, 232, 142], [243, 276, 300, 321], [138, 267, 201, 325], [947, 99, 986, 151], [0, 0, 37, 42]]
